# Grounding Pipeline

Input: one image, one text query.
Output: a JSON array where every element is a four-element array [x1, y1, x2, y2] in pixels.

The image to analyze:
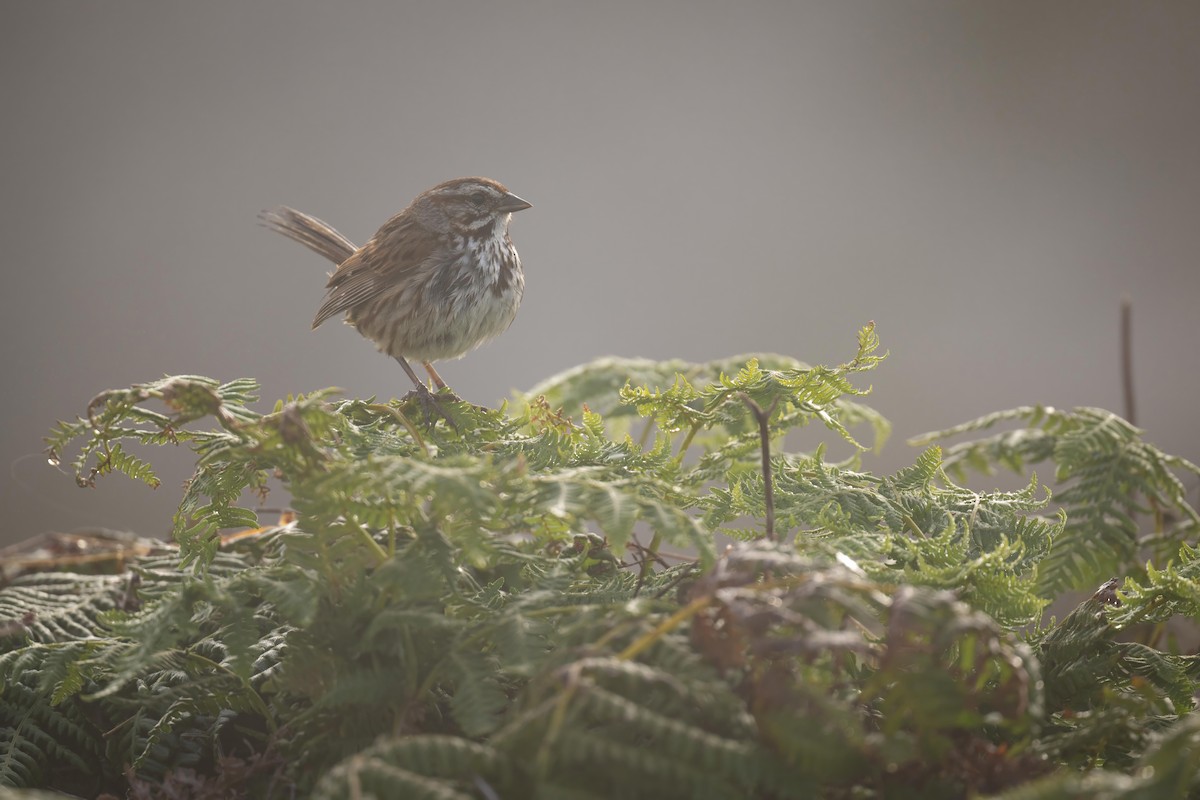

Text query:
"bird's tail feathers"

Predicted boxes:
[[258, 206, 358, 265]]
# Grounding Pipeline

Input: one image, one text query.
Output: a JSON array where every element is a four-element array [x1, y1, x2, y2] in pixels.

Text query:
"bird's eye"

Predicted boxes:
[[469, 192, 486, 207]]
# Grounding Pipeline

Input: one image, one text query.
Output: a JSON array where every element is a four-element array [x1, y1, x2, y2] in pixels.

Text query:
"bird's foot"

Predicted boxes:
[[400, 384, 460, 430]]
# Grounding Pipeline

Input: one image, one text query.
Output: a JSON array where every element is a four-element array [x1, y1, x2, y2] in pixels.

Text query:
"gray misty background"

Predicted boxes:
[[2, 2, 1198, 546]]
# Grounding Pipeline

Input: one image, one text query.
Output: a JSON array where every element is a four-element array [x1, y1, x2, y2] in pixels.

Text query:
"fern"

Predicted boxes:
[[5, 326, 1199, 796], [0, 650, 106, 789], [913, 405, 1200, 593], [312, 735, 514, 800], [0, 573, 126, 645]]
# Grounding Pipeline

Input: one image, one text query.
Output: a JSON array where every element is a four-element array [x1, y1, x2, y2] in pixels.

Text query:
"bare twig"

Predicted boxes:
[[1121, 296, 1136, 425]]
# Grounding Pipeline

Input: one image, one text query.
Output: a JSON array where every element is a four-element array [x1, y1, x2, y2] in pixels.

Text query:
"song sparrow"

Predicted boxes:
[[259, 177, 531, 418]]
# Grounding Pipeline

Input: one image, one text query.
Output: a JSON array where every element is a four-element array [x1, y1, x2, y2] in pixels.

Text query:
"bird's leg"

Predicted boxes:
[[422, 361, 463, 401], [395, 356, 455, 427], [395, 354, 430, 392], [422, 361, 447, 390]]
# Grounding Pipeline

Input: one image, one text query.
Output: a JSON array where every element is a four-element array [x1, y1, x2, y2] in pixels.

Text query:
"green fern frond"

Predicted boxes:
[[0, 573, 126, 644], [29, 329, 1200, 797], [1109, 547, 1200, 626], [914, 405, 1200, 594], [312, 735, 513, 800], [0, 667, 104, 788]]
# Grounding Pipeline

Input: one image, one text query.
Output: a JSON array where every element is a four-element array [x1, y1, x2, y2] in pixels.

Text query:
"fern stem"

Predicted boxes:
[[367, 403, 429, 455], [537, 662, 584, 778], [637, 418, 656, 449], [739, 393, 779, 541], [172, 650, 277, 732], [674, 423, 701, 462], [617, 594, 712, 661], [634, 532, 663, 595], [350, 518, 389, 564]]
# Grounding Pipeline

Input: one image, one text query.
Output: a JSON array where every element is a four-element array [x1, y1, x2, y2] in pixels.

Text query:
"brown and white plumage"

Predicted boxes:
[[259, 177, 531, 407]]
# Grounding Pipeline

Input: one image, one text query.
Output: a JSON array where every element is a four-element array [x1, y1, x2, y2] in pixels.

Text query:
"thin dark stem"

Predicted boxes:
[[1121, 296, 1136, 426], [739, 394, 779, 542], [651, 564, 699, 600], [633, 532, 662, 597]]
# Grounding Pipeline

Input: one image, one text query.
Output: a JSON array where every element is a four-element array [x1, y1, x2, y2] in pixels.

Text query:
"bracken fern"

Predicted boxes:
[[3, 324, 1199, 799]]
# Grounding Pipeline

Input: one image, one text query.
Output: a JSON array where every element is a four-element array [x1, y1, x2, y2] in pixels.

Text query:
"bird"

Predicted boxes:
[[260, 177, 531, 422]]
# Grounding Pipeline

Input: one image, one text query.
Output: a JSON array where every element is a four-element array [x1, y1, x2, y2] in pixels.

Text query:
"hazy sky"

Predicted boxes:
[[3, 1, 1198, 544]]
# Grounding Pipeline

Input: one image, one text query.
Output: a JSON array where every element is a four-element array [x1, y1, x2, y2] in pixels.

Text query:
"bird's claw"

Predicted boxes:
[[401, 385, 459, 430]]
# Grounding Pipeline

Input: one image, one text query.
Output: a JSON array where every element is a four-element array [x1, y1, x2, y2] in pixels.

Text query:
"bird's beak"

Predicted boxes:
[[497, 192, 533, 213]]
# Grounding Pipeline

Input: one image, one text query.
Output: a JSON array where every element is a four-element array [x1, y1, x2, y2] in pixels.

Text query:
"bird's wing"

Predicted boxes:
[[311, 214, 439, 329]]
